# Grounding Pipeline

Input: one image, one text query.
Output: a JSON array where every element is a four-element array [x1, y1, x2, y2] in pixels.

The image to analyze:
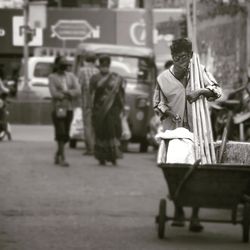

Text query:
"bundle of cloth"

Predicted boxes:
[[156, 127, 195, 164]]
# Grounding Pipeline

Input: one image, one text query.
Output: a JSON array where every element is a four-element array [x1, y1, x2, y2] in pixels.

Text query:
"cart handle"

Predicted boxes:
[[172, 159, 201, 201]]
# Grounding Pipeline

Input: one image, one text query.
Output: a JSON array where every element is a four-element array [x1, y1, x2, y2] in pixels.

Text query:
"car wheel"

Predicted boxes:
[[139, 137, 148, 153], [69, 139, 77, 148]]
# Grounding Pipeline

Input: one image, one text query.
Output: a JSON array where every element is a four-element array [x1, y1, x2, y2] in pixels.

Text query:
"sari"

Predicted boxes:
[[91, 72, 125, 163]]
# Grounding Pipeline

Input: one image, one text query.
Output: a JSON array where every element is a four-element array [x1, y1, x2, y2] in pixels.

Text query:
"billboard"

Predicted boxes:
[[116, 8, 185, 68], [44, 9, 116, 48], [0, 8, 116, 54]]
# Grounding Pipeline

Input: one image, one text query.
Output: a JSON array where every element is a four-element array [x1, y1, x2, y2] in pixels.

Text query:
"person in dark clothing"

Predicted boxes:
[[90, 55, 125, 166]]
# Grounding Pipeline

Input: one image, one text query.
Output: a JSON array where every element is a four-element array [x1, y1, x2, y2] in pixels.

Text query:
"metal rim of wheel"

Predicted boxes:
[[158, 199, 166, 239]]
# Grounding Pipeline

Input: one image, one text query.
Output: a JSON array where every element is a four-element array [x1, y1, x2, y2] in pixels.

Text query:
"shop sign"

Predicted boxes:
[[12, 16, 43, 46], [51, 20, 100, 41], [129, 19, 174, 46]]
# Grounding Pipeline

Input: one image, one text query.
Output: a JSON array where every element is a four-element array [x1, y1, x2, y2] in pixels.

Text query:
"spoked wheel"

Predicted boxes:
[[157, 199, 167, 239], [242, 202, 250, 243]]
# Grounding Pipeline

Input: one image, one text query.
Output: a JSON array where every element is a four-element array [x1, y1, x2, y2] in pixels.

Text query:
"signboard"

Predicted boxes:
[[12, 16, 43, 46], [29, 1, 47, 29], [129, 19, 175, 46], [116, 9, 185, 68], [51, 20, 100, 41], [44, 9, 116, 48]]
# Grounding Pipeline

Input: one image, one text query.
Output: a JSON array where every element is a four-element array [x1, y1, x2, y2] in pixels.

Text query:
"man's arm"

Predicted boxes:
[[187, 66, 222, 103]]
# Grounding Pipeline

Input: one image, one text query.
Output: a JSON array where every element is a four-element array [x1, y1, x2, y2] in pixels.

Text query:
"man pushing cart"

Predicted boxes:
[[153, 38, 250, 242], [153, 38, 222, 232]]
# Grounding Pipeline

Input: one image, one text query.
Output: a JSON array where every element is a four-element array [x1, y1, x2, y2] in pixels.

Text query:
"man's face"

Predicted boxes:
[[59, 57, 69, 71], [99, 65, 109, 74], [172, 51, 192, 72]]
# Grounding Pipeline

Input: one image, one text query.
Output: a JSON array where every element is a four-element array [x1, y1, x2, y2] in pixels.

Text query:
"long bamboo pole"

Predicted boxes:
[[195, 94, 206, 164], [190, 58, 200, 161], [193, 54, 212, 164], [196, 55, 217, 163], [193, 55, 206, 164], [186, 0, 193, 40]]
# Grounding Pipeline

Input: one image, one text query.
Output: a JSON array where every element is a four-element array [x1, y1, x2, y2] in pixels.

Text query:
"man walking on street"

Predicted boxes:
[[78, 52, 99, 155]]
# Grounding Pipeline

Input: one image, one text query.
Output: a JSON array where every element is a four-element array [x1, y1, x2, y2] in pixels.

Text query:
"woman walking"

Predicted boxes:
[[90, 55, 125, 166], [49, 55, 80, 167]]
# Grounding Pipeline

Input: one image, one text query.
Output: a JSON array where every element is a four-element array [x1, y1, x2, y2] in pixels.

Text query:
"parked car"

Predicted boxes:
[[18, 56, 73, 99], [74, 43, 157, 152], [17, 54, 81, 147]]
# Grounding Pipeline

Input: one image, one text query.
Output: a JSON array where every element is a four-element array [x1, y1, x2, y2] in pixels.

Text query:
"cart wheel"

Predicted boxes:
[[158, 199, 167, 239], [242, 203, 250, 243]]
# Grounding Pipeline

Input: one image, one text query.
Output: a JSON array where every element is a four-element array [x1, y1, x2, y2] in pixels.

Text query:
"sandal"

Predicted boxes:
[[189, 219, 204, 232]]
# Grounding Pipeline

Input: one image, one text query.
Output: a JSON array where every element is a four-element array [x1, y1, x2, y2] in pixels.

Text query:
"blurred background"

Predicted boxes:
[[0, 0, 249, 144]]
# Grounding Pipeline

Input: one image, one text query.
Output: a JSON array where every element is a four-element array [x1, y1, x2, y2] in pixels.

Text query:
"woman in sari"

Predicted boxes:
[[90, 55, 125, 166]]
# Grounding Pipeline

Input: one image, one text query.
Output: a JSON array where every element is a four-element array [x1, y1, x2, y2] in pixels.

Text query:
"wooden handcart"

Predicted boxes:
[[156, 142, 250, 243]]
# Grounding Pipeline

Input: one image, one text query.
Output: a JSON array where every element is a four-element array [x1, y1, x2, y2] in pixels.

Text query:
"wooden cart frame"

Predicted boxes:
[[156, 162, 250, 242]]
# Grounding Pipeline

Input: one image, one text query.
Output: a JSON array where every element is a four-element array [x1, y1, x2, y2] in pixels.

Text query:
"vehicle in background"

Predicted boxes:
[[17, 50, 80, 147], [74, 43, 157, 152], [17, 54, 74, 100]]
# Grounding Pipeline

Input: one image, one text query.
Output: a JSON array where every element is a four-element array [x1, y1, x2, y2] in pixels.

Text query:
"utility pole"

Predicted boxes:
[[192, 0, 198, 53], [23, 0, 30, 93], [186, 0, 193, 40], [144, 0, 154, 49]]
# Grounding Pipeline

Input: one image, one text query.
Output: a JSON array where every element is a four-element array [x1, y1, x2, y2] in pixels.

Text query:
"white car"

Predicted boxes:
[[18, 56, 73, 99]]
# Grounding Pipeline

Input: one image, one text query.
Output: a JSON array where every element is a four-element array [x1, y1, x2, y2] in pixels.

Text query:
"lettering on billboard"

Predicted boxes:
[[0, 29, 5, 37], [130, 19, 174, 46], [51, 20, 100, 41]]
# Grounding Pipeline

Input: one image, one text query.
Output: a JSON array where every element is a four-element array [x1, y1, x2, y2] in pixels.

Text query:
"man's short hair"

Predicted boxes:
[[164, 60, 174, 69], [85, 52, 96, 63], [99, 55, 111, 67], [170, 38, 192, 55]]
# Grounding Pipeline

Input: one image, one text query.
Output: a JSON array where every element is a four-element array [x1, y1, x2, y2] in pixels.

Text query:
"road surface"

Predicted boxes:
[[0, 125, 249, 250]]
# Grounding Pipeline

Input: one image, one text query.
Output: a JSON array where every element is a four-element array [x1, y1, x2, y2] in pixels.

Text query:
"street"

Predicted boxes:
[[0, 125, 249, 250]]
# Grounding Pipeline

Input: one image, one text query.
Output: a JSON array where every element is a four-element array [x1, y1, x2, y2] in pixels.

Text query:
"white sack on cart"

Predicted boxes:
[[156, 127, 195, 164]]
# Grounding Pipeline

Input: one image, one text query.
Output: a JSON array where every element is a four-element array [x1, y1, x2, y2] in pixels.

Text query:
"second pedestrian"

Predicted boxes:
[[78, 52, 99, 155], [90, 55, 125, 166]]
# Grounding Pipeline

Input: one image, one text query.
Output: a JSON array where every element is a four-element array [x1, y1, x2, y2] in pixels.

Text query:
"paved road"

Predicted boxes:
[[0, 126, 249, 250]]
